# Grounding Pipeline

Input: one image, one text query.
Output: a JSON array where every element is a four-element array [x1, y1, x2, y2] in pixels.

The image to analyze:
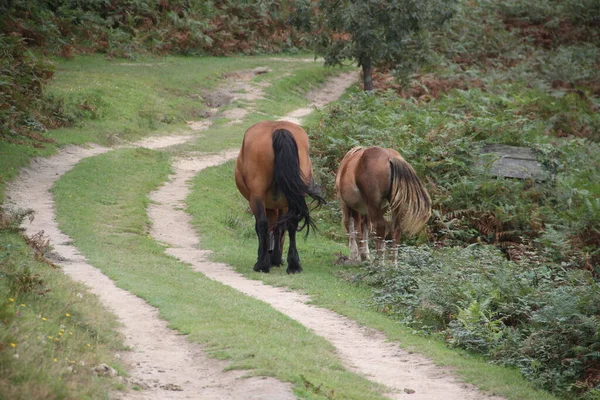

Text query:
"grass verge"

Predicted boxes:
[[0, 211, 125, 399]]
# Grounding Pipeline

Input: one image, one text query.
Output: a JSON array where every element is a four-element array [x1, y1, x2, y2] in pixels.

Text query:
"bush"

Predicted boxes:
[[308, 3, 600, 392], [354, 245, 600, 397], [0, 0, 305, 57], [0, 35, 65, 147]]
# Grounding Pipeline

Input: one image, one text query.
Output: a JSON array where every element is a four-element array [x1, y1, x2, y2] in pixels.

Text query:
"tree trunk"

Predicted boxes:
[[362, 59, 373, 91]]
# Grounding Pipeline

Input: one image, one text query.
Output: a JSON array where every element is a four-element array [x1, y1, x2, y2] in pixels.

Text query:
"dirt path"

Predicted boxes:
[[5, 66, 500, 400]]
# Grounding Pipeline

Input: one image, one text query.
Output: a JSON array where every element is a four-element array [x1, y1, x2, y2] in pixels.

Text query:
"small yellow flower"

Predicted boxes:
[[58, 332, 63, 336], [69, 332, 73, 335], [65, 313, 71, 317], [48, 336, 53, 340], [42, 317, 47, 321], [10, 343, 16, 348], [55, 338, 60, 341], [21, 304, 26, 307], [86, 344, 91, 347], [53, 358, 57, 362], [8, 298, 14, 302]]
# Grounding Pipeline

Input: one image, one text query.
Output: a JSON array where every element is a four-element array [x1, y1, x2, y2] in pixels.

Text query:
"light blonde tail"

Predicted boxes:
[[388, 157, 432, 236]]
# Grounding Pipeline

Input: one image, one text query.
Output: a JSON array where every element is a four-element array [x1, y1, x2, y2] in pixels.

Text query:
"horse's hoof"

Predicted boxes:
[[253, 264, 270, 273], [270, 258, 284, 267], [286, 266, 302, 274]]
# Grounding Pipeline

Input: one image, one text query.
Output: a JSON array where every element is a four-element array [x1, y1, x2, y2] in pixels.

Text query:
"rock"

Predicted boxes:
[[161, 383, 184, 391], [252, 66, 271, 75], [92, 363, 118, 377], [476, 144, 548, 181]]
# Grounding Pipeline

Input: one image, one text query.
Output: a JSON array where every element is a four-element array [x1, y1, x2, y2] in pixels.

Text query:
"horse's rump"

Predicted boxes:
[[272, 128, 324, 235]]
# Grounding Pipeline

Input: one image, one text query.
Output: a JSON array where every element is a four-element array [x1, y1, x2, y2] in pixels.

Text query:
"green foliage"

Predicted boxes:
[[300, 0, 457, 89], [355, 245, 600, 397], [498, 0, 600, 27], [309, 84, 600, 267], [0, 0, 304, 57], [0, 35, 66, 146], [308, 2, 600, 397]]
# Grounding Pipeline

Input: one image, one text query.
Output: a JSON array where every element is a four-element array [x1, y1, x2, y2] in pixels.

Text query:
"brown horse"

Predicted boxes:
[[235, 120, 324, 274], [335, 146, 431, 264]]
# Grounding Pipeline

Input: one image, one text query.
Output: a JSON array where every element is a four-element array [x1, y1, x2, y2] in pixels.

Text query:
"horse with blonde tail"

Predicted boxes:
[[235, 120, 324, 274], [335, 146, 431, 264]]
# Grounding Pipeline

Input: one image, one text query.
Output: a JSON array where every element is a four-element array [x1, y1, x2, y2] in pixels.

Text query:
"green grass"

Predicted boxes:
[[186, 160, 557, 400], [52, 148, 389, 400], [43, 51, 553, 399], [46, 54, 343, 147], [0, 223, 125, 399]]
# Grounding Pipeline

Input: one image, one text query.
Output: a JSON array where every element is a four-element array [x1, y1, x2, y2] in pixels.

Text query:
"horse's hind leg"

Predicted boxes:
[[369, 207, 387, 263], [268, 209, 284, 267], [286, 216, 302, 274], [342, 203, 360, 263], [389, 215, 402, 267], [251, 198, 271, 273], [359, 214, 371, 262]]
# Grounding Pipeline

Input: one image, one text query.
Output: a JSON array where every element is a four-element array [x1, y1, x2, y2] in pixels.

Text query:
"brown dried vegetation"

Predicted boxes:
[[373, 70, 486, 101]]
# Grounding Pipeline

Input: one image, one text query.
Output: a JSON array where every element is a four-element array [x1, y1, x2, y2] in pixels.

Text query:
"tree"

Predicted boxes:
[[304, 0, 456, 91]]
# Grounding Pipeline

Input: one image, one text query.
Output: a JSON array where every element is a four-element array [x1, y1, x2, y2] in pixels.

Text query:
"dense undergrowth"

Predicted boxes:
[[308, 0, 600, 398]]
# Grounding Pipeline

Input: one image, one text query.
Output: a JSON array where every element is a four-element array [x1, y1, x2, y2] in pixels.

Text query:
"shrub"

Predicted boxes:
[[0, 35, 63, 147], [354, 245, 600, 397]]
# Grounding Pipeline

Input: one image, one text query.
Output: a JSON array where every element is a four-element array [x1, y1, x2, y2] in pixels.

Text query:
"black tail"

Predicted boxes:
[[272, 129, 325, 236]]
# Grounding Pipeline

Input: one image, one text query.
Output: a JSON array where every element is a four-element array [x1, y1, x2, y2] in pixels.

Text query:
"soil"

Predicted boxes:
[[5, 64, 502, 400]]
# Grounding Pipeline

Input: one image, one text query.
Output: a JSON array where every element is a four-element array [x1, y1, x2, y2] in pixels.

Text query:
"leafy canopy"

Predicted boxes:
[[305, 0, 457, 89]]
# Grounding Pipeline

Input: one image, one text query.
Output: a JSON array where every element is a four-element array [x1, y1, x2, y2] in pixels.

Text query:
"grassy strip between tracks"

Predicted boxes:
[[1, 55, 349, 399]]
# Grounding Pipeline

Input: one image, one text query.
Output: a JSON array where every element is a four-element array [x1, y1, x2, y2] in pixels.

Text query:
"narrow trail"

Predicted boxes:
[[5, 66, 501, 400]]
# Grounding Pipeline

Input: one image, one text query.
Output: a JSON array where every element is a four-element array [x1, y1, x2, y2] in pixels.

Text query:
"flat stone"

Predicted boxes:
[[477, 144, 548, 181]]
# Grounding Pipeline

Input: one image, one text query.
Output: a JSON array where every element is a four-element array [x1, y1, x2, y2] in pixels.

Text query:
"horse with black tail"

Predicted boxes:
[[335, 146, 431, 264], [235, 120, 325, 274]]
